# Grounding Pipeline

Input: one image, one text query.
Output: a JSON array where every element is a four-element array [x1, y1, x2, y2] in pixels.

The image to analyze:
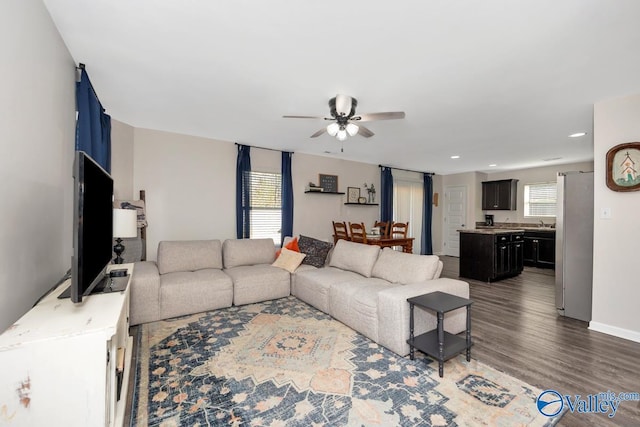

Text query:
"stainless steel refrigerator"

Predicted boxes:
[[555, 171, 594, 322]]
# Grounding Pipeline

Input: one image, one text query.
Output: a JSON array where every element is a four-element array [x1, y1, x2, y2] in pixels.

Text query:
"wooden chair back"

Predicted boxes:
[[373, 221, 390, 237], [349, 222, 368, 243], [390, 221, 409, 238], [332, 221, 350, 244]]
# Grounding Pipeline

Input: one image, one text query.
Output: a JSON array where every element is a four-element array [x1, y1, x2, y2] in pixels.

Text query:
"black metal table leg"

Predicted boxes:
[[409, 302, 415, 360], [437, 311, 444, 378], [466, 305, 471, 361]]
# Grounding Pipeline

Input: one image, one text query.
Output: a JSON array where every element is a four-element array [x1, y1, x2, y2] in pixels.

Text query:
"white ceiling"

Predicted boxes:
[[43, 0, 640, 175]]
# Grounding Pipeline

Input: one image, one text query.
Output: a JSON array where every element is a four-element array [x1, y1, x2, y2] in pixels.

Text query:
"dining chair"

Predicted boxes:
[[373, 221, 390, 237], [390, 222, 409, 238], [332, 221, 350, 244], [349, 222, 368, 243]]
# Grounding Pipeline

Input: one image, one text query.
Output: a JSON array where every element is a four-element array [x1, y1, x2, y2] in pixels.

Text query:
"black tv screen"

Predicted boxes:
[[70, 151, 113, 303]]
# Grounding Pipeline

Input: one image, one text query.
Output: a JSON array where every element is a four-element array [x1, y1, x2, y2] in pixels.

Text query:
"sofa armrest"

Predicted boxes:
[[376, 278, 469, 356], [130, 261, 161, 325]]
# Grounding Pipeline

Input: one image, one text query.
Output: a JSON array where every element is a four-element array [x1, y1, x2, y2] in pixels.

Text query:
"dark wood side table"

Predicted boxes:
[[407, 291, 473, 377]]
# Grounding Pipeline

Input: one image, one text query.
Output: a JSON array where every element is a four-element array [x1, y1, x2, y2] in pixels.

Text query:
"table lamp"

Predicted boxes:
[[113, 208, 138, 264]]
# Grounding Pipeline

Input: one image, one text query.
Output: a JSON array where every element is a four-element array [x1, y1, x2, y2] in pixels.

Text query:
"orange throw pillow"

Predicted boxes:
[[276, 237, 300, 258]]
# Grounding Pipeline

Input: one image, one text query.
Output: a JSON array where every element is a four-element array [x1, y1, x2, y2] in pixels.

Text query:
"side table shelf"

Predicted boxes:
[[407, 291, 473, 377]]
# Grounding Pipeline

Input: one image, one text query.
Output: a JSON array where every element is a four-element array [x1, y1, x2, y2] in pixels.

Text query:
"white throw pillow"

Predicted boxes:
[[272, 248, 306, 273]]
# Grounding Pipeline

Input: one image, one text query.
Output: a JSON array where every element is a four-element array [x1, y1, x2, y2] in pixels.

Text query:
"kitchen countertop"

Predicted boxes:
[[476, 225, 556, 233], [458, 228, 525, 234]]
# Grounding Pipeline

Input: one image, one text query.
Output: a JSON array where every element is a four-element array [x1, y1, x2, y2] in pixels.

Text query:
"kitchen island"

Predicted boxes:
[[458, 229, 525, 282]]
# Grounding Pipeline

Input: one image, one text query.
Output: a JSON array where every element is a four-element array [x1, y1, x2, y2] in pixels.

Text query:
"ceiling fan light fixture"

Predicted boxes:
[[334, 94, 352, 116], [346, 123, 359, 136], [327, 122, 340, 136], [336, 129, 348, 141]]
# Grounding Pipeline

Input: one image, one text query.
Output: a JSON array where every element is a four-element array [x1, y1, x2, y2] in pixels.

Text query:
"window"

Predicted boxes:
[[248, 171, 282, 244], [524, 182, 557, 217]]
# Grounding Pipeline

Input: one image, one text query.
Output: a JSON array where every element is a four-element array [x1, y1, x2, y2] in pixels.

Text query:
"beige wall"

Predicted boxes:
[[0, 0, 76, 331], [131, 129, 381, 260], [133, 128, 237, 260], [591, 94, 640, 342], [111, 119, 135, 200]]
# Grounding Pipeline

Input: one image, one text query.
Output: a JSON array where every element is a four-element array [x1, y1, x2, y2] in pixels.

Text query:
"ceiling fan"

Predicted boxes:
[[283, 94, 405, 141]]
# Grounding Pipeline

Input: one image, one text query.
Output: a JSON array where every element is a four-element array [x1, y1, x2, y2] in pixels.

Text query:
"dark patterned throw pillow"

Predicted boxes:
[[298, 235, 333, 268]]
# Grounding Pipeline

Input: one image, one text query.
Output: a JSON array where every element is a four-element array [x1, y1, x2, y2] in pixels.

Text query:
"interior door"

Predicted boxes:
[[444, 186, 467, 257]]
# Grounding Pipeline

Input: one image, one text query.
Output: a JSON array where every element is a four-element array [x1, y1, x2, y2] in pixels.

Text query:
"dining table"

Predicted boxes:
[[364, 235, 415, 253]]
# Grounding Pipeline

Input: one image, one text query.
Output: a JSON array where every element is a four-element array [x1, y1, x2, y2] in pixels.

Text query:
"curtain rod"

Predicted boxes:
[[379, 164, 434, 176], [235, 142, 293, 154]]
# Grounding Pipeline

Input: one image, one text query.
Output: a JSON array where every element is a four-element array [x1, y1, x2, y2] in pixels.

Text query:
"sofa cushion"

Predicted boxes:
[[272, 248, 306, 273], [298, 235, 333, 268], [157, 240, 223, 274], [350, 279, 396, 342], [371, 248, 441, 283], [292, 267, 363, 313], [225, 264, 291, 305], [159, 268, 233, 319], [329, 239, 381, 278], [222, 238, 276, 268]]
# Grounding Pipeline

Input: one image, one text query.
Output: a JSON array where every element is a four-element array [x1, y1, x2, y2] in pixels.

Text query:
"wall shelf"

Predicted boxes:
[[304, 191, 345, 195], [344, 203, 379, 206]]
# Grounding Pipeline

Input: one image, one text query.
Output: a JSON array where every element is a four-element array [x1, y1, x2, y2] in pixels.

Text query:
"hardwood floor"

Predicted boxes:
[[440, 256, 640, 427]]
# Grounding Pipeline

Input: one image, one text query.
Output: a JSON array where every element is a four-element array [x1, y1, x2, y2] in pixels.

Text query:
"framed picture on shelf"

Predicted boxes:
[[347, 187, 361, 203], [319, 174, 339, 193], [606, 142, 640, 192]]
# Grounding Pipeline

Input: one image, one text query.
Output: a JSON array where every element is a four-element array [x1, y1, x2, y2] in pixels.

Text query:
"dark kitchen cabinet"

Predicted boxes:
[[523, 230, 555, 268], [482, 179, 518, 210], [460, 231, 524, 282], [510, 234, 524, 274]]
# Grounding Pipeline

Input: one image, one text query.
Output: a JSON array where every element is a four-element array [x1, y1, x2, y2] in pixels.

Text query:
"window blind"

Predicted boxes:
[[248, 171, 282, 243], [524, 182, 557, 217]]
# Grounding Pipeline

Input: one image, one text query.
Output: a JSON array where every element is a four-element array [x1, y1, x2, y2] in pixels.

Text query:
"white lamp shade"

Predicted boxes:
[[113, 209, 138, 238], [327, 122, 340, 136], [346, 123, 359, 136], [336, 129, 347, 141]]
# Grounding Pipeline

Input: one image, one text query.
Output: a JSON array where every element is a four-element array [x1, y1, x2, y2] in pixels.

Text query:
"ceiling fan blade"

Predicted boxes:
[[358, 125, 375, 138], [282, 115, 325, 119], [310, 128, 326, 138], [355, 112, 405, 122]]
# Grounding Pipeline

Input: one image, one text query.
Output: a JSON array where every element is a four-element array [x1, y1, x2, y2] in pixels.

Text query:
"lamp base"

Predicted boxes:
[[113, 238, 125, 264]]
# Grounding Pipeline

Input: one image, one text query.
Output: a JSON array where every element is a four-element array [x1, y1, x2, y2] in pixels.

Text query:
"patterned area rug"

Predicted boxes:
[[131, 297, 563, 426]]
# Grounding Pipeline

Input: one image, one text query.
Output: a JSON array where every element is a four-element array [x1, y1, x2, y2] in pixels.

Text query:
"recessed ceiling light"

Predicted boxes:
[[450, 155, 460, 159], [569, 132, 586, 138], [489, 164, 497, 167]]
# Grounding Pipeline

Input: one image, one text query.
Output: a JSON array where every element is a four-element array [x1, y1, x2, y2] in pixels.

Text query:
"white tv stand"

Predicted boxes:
[[0, 263, 134, 427]]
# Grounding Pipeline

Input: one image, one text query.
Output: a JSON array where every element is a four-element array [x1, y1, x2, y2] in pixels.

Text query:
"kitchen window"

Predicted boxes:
[[524, 182, 557, 217], [248, 171, 282, 244]]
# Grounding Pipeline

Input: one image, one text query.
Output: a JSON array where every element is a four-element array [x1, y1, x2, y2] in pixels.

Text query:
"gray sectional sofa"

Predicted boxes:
[[130, 237, 470, 356]]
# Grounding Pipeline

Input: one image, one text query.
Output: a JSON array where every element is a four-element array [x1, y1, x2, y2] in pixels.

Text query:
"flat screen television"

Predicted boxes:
[[61, 151, 114, 303]]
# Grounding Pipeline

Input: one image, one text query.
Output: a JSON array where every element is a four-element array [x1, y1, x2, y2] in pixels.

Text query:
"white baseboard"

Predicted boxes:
[[588, 321, 640, 343]]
